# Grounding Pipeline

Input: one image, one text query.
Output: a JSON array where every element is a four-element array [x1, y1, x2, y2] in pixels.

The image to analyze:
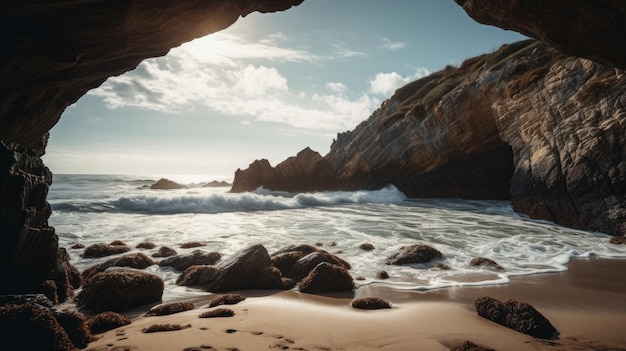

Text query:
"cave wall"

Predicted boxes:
[[0, 0, 303, 300]]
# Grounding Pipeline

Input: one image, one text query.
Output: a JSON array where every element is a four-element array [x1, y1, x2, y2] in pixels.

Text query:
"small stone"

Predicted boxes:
[[351, 297, 391, 310]]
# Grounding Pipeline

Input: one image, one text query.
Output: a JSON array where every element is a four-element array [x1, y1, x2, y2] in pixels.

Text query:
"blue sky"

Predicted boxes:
[[43, 0, 525, 180]]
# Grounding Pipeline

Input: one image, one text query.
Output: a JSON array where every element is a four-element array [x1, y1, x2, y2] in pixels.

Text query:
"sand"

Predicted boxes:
[[85, 257, 626, 351]]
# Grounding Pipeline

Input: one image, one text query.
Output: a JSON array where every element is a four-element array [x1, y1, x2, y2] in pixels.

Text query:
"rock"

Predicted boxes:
[[386, 244, 444, 265], [474, 296, 558, 339], [271, 251, 306, 277], [609, 237, 626, 245], [0, 303, 74, 351], [159, 250, 221, 271], [176, 244, 284, 292], [0, 294, 54, 308], [450, 340, 498, 351], [179, 241, 206, 249], [434, 263, 452, 270], [81, 243, 131, 258], [203, 180, 232, 187], [142, 323, 191, 333], [359, 243, 375, 251], [272, 244, 319, 256], [288, 251, 351, 282], [136, 242, 157, 249], [152, 246, 178, 258], [146, 302, 195, 316], [53, 310, 92, 349], [150, 178, 185, 189], [454, 0, 626, 70], [86, 312, 132, 334], [351, 297, 391, 310], [109, 240, 127, 246], [71, 243, 85, 249], [469, 257, 504, 271], [78, 269, 164, 313], [208, 294, 246, 307], [198, 308, 234, 318], [299, 262, 354, 294], [50, 248, 81, 302], [231, 40, 626, 237], [376, 271, 389, 279], [82, 252, 155, 281]]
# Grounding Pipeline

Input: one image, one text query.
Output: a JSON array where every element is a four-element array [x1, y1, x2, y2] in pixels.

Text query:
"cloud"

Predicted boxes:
[[325, 82, 347, 94], [369, 68, 431, 96], [378, 37, 407, 50], [232, 65, 288, 96]]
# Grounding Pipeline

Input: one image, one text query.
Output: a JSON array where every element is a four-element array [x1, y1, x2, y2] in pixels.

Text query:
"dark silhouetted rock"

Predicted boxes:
[[376, 271, 389, 279], [0, 303, 74, 351], [159, 250, 221, 271], [455, 0, 626, 70], [272, 244, 319, 256], [78, 269, 164, 313], [288, 251, 351, 282], [299, 263, 354, 294], [281, 277, 297, 289], [136, 242, 157, 249], [203, 180, 232, 187], [87, 312, 132, 334], [176, 244, 284, 292], [150, 178, 185, 189], [109, 240, 127, 246], [475, 296, 558, 339], [359, 243, 375, 251], [146, 302, 195, 316], [51, 248, 81, 302], [434, 263, 452, 270], [152, 246, 178, 258], [81, 243, 131, 258], [386, 244, 444, 265], [82, 252, 155, 281], [53, 310, 92, 349], [450, 340, 498, 351], [469, 257, 504, 271], [71, 243, 85, 249], [351, 297, 391, 310], [0, 294, 53, 308]]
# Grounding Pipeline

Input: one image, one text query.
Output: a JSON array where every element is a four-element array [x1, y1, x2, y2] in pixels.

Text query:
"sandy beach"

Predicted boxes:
[[85, 257, 626, 351]]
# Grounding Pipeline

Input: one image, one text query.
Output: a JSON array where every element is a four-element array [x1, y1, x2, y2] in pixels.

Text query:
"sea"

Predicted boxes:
[[48, 174, 626, 303]]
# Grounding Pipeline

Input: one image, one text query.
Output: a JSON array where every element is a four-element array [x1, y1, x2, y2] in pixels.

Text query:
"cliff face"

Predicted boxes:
[[0, 0, 303, 300], [232, 40, 626, 236], [454, 0, 626, 70]]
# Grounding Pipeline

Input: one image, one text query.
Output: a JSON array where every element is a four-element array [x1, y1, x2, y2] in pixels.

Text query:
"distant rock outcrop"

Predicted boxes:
[[150, 178, 185, 190], [231, 40, 626, 237]]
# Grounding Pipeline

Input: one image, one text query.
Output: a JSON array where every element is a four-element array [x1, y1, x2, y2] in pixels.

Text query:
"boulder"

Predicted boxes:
[[271, 251, 306, 277], [82, 252, 155, 281], [179, 241, 206, 249], [0, 303, 74, 351], [359, 243, 375, 251], [159, 250, 221, 271], [176, 244, 284, 292], [136, 242, 157, 249], [78, 269, 164, 313], [474, 296, 558, 339], [609, 237, 626, 245], [146, 302, 195, 316], [152, 246, 177, 258], [386, 244, 444, 265], [351, 297, 391, 310], [288, 251, 351, 281], [53, 310, 92, 349], [299, 262, 354, 294], [208, 293, 246, 307], [469, 257, 504, 271], [86, 312, 132, 334], [81, 243, 131, 258]]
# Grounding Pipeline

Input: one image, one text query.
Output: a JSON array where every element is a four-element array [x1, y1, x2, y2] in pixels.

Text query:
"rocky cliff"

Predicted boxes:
[[232, 40, 626, 237], [0, 0, 303, 301]]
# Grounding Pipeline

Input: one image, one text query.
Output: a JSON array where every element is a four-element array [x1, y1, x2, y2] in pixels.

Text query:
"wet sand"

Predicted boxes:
[[85, 257, 626, 351]]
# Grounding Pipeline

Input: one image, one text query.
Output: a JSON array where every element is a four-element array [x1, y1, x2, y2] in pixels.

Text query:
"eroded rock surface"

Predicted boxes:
[[454, 0, 626, 70], [232, 40, 626, 236]]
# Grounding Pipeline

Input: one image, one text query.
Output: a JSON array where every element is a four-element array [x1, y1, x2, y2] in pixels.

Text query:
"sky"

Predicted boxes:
[[42, 0, 525, 180]]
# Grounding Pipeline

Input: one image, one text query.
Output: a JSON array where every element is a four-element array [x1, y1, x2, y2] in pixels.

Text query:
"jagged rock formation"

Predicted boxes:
[[454, 0, 626, 70], [0, 0, 303, 301], [232, 40, 626, 236]]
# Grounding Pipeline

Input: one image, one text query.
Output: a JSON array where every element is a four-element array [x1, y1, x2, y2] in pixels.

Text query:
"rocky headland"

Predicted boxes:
[[232, 39, 626, 237]]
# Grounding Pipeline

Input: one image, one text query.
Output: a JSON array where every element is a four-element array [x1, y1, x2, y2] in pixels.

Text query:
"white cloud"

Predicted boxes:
[[232, 65, 288, 96], [369, 68, 431, 96], [378, 36, 407, 50], [325, 82, 347, 94]]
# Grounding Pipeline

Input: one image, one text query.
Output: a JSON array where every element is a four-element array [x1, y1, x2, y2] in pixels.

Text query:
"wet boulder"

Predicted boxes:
[[351, 297, 391, 310], [82, 252, 155, 281], [159, 250, 221, 271], [152, 246, 177, 258], [299, 262, 354, 294], [81, 243, 131, 258], [288, 251, 351, 281], [271, 251, 306, 277], [78, 269, 164, 313], [385, 244, 444, 265], [0, 303, 75, 351], [86, 312, 132, 334], [474, 296, 558, 339], [469, 257, 504, 271]]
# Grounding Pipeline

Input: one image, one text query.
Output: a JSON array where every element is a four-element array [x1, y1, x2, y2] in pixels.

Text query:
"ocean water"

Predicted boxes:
[[48, 174, 626, 302]]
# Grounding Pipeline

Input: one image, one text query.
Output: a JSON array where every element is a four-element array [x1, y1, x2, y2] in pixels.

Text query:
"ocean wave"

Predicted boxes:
[[114, 185, 407, 214]]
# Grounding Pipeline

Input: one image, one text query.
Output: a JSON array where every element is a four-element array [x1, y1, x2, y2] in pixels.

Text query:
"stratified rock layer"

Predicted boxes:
[[455, 0, 626, 70], [232, 40, 626, 236]]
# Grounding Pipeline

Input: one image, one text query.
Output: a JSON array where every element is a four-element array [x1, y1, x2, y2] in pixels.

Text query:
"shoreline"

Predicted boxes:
[[85, 257, 626, 351]]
